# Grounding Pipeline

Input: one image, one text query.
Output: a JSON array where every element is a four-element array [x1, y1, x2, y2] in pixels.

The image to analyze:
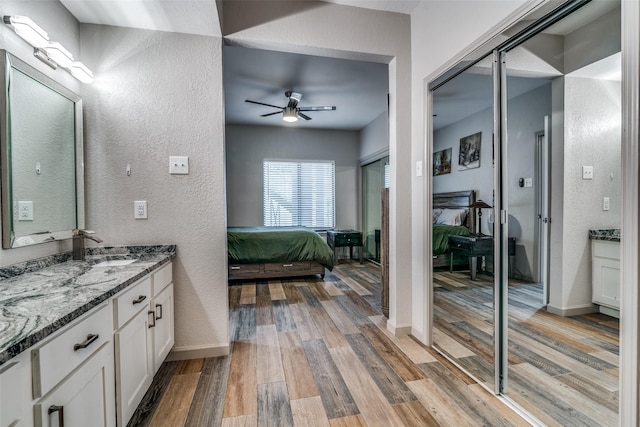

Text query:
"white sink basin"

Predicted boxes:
[[93, 259, 137, 267]]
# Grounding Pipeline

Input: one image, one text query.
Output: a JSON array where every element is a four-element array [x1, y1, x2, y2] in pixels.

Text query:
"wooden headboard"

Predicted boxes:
[[432, 190, 476, 232]]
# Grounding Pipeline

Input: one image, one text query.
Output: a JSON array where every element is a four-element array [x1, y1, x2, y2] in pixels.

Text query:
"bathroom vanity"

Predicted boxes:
[[590, 229, 620, 318], [0, 245, 175, 427]]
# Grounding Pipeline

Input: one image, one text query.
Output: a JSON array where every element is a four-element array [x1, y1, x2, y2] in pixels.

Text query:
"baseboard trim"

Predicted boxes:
[[166, 343, 230, 361], [546, 303, 597, 317], [386, 320, 412, 336]]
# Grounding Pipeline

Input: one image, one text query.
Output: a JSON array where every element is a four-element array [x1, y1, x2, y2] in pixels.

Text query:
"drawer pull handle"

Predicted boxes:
[[149, 311, 156, 328], [73, 334, 99, 351], [230, 266, 240, 270], [155, 303, 163, 320], [48, 405, 64, 427], [133, 295, 147, 305], [283, 264, 293, 267]]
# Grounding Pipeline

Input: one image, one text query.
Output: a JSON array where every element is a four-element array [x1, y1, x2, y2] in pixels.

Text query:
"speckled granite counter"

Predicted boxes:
[[0, 245, 176, 367], [589, 229, 620, 242]]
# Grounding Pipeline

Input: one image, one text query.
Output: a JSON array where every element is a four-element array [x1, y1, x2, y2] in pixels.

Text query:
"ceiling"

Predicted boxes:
[[60, 0, 411, 131], [223, 46, 389, 130]]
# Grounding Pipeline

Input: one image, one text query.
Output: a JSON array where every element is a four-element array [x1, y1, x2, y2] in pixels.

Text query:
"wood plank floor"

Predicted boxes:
[[128, 262, 529, 427], [433, 270, 620, 427]]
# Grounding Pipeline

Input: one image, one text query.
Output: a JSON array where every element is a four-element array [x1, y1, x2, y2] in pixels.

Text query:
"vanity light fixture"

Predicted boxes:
[[2, 15, 48, 48], [3, 15, 93, 83], [282, 106, 298, 122]]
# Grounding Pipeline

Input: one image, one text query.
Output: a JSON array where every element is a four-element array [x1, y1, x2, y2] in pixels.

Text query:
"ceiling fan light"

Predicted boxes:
[[283, 107, 298, 122]]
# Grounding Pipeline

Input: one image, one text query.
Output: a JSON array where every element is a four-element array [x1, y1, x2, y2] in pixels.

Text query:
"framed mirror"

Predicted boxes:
[[0, 50, 84, 248]]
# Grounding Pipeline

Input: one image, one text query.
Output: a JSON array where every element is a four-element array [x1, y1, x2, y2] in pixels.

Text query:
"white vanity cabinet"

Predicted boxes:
[[0, 256, 174, 427], [114, 262, 174, 426], [114, 277, 154, 427], [31, 303, 116, 427], [592, 239, 621, 316]]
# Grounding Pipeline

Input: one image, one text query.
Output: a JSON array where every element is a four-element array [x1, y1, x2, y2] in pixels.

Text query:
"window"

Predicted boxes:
[[263, 160, 335, 229]]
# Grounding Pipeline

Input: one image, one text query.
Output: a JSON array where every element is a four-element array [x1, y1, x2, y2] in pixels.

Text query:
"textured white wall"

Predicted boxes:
[[555, 77, 621, 311], [222, 1, 414, 333], [410, 0, 531, 341], [0, 1, 81, 264], [225, 124, 360, 229], [80, 25, 229, 355]]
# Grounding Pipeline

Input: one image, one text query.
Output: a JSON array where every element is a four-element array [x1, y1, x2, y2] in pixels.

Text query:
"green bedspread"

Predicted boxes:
[[227, 226, 334, 270], [433, 224, 470, 254]]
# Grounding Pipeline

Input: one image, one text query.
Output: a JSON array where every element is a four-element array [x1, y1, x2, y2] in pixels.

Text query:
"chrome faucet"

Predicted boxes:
[[72, 229, 103, 260]]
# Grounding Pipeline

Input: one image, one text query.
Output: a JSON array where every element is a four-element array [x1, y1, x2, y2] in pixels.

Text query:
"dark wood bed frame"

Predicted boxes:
[[228, 260, 325, 281], [432, 190, 476, 268]]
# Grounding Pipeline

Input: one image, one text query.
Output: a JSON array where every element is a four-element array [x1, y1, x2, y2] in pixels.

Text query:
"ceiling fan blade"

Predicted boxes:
[[260, 111, 281, 117], [297, 112, 312, 121], [298, 106, 336, 112], [245, 99, 284, 109]]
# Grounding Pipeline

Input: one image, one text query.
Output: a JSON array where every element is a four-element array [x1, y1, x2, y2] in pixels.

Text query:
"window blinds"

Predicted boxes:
[[263, 160, 335, 229]]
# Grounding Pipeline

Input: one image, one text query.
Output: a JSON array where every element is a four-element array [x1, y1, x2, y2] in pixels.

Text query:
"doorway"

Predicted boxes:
[[430, 0, 622, 424]]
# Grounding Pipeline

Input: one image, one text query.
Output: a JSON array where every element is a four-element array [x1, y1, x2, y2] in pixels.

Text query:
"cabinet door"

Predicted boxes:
[[152, 283, 174, 373], [0, 359, 25, 427], [34, 343, 115, 427], [114, 308, 153, 427]]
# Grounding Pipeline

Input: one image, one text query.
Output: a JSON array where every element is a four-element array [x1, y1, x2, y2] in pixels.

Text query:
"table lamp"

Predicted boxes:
[[470, 200, 492, 235]]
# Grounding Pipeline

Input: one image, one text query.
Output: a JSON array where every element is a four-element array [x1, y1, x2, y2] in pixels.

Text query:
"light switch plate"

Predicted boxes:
[[524, 178, 533, 188], [416, 161, 423, 177], [169, 156, 189, 175]]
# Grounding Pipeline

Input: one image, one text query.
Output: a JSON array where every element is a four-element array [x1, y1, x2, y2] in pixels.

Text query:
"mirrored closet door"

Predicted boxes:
[[431, 54, 497, 390], [430, 0, 622, 424]]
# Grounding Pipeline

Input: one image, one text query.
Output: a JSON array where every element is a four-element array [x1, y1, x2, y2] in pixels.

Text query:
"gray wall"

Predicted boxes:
[[360, 111, 389, 161], [433, 83, 552, 281], [225, 124, 360, 229], [81, 25, 229, 355]]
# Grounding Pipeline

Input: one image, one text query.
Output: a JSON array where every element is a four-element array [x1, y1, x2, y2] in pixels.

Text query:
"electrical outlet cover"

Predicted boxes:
[[134, 200, 147, 219]]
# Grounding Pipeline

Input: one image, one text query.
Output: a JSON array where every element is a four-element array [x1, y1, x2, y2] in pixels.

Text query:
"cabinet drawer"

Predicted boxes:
[[152, 262, 173, 295], [32, 303, 112, 398], [229, 264, 260, 273], [265, 262, 311, 272], [114, 276, 152, 329], [592, 240, 620, 260]]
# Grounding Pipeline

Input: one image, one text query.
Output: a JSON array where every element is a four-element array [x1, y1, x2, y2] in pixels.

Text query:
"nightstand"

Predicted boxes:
[[327, 229, 363, 263], [448, 235, 515, 280]]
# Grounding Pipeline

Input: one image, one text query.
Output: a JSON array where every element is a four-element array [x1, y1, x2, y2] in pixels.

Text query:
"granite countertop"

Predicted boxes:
[[0, 245, 176, 367], [589, 229, 621, 242]]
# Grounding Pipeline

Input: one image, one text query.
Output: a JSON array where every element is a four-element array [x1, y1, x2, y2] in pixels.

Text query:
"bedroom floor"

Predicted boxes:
[[128, 261, 527, 427], [433, 271, 619, 427]]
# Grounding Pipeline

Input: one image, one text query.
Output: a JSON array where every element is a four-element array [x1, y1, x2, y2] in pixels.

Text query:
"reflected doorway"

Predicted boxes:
[[362, 156, 389, 263]]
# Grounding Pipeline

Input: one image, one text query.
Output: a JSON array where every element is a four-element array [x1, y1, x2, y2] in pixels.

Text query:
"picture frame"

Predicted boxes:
[[458, 132, 481, 170], [433, 147, 452, 176]]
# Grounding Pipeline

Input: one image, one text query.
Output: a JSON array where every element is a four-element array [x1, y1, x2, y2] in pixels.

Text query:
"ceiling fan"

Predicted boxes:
[[245, 91, 336, 122]]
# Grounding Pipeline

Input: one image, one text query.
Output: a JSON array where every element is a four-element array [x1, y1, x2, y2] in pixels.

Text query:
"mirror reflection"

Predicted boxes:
[[0, 50, 83, 248]]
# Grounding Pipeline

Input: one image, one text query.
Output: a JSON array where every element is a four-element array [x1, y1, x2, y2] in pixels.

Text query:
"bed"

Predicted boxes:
[[432, 191, 476, 268], [227, 226, 334, 281]]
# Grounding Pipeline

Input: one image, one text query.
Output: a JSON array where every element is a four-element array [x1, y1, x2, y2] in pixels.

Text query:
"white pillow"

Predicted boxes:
[[432, 208, 444, 224], [435, 208, 467, 226]]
